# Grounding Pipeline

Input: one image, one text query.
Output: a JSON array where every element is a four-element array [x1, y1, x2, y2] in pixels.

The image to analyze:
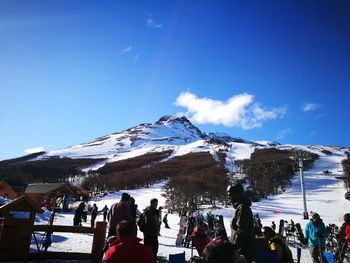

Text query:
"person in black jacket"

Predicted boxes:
[[99, 205, 109, 222], [227, 184, 256, 263], [90, 203, 98, 228], [138, 198, 160, 262], [73, 202, 85, 226], [129, 197, 137, 223], [163, 212, 170, 229], [202, 236, 241, 263]]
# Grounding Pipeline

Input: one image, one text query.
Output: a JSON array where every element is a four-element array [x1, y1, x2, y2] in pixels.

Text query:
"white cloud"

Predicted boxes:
[[175, 92, 287, 129], [24, 146, 44, 154], [121, 46, 132, 54], [147, 19, 163, 29], [276, 128, 293, 140], [301, 102, 320, 112]]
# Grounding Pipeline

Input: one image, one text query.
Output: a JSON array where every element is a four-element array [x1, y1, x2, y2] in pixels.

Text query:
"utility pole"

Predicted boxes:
[[230, 156, 235, 183], [299, 156, 309, 219]]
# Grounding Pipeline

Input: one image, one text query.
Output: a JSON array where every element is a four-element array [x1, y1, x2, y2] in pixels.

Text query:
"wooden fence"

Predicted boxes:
[[30, 221, 107, 263]]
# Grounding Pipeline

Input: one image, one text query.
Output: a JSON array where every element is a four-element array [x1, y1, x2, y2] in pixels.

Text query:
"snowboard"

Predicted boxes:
[[295, 223, 306, 245], [184, 216, 196, 248], [176, 216, 188, 247]]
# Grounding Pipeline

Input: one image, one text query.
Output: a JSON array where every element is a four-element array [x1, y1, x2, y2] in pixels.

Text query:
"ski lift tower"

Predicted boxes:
[[297, 153, 309, 220]]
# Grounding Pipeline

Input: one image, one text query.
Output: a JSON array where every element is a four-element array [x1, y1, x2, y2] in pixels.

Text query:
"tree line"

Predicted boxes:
[[0, 152, 104, 184], [342, 153, 350, 190], [235, 148, 318, 199], [82, 151, 229, 212], [0, 146, 320, 211]]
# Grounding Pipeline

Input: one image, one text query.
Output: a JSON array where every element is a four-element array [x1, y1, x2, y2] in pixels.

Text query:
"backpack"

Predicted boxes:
[[137, 213, 146, 232], [271, 238, 293, 263]]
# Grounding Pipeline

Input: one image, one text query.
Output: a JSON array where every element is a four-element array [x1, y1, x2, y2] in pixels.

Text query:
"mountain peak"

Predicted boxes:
[[155, 115, 205, 139], [155, 115, 192, 125]]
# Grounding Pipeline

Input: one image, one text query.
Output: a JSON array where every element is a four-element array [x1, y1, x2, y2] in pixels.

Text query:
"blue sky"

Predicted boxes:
[[1, 0, 350, 160]]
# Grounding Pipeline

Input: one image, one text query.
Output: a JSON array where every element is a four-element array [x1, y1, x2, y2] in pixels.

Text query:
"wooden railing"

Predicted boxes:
[[30, 221, 107, 263]]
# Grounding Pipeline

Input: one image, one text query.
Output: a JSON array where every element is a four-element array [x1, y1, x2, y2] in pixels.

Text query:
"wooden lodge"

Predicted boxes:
[[0, 181, 17, 200], [25, 183, 75, 211]]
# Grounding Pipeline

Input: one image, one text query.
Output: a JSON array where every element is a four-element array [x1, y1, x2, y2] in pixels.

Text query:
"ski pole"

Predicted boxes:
[[297, 246, 301, 263], [317, 236, 324, 263]]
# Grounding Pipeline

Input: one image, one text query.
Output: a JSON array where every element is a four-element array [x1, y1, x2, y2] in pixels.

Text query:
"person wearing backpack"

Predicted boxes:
[[138, 198, 161, 262], [304, 213, 328, 263], [191, 219, 210, 256], [263, 226, 293, 263]]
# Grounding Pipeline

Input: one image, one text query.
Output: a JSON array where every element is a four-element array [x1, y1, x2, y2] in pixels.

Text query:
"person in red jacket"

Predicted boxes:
[[343, 213, 350, 248], [339, 213, 350, 260], [191, 220, 210, 256], [103, 220, 153, 263]]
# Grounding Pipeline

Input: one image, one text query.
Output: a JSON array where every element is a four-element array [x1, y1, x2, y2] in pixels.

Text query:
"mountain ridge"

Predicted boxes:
[[1, 115, 349, 197], [1, 115, 349, 175]]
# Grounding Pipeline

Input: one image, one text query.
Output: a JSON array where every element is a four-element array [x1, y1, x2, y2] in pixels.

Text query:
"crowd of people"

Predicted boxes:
[[73, 201, 110, 228], [72, 183, 350, 263]]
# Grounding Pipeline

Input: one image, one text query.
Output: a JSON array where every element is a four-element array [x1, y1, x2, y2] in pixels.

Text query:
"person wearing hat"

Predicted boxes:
[[227, 184, 256, 263], [304, 212, 328, 263]]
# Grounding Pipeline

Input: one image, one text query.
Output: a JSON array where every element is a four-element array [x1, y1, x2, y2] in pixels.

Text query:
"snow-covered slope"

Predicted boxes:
[[33, 148, 350, 262], [26, 115, 350, 262]]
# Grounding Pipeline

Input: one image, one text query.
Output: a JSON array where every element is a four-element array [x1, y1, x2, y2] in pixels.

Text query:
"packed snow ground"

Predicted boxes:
[[30, 150, 350, 262]]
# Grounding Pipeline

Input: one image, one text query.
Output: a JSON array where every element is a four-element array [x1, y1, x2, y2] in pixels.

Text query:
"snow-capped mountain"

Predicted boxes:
[[26, 115, 349, 263], [30, 114, 347, 174], [45, 115, 205, 160]]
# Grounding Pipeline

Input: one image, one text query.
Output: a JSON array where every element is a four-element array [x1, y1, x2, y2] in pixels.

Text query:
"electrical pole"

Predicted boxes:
[[299, 156, 309, 219], [231, 156, 235, 183]]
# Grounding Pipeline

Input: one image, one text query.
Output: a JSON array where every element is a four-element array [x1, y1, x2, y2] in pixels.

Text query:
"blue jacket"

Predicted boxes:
[[304, 219, 328, 248]]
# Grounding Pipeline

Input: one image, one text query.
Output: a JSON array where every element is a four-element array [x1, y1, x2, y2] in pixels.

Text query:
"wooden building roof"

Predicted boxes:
[[0, 195, 44, 213], [25, 183, 74, 195]]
